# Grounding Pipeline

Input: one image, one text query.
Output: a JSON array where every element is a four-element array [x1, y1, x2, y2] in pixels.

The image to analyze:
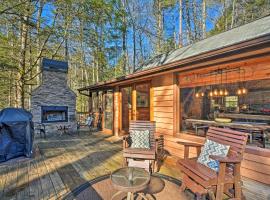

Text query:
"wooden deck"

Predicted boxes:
[[0, 130, 269, 200]]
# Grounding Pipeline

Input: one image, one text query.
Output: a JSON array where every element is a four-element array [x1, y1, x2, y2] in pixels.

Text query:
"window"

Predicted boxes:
[[104, 91, 113, 130], [136, 84, 149, 108], [225, 96, 238, 110], [180, 79, 270, 131]]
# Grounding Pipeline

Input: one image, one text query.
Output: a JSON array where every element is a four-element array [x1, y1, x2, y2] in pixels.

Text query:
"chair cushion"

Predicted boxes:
[[197, 139, 230, 171], [130, 130, 150, 149]]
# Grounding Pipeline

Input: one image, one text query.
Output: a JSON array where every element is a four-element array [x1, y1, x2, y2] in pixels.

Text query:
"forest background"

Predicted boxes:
[[0, 0, 269, 111]]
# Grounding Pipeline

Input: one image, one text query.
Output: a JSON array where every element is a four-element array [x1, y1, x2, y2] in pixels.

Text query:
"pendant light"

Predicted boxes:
[[224, 70, 229, 96], [195, 87, 200, 98], [237, 88, 242, 95], [224, 89, 229, 96], [201, 92, 205, 97], [219, 70, 224, 96], [242, 88, 247, 94], [236, 68, 248, 96], [209, 90, 213, 97], [214, 89, 218, 96], [241, 69, 248, 95]]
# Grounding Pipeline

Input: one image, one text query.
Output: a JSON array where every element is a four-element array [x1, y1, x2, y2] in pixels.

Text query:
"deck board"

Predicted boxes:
[[0, 130, 269, 200]]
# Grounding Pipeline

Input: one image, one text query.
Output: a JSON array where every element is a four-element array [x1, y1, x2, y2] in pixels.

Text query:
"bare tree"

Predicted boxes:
[[202, 0, 206, 39], [178, 0, 183, 47]]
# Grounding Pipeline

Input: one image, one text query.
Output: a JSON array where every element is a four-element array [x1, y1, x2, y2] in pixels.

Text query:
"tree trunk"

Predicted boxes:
[[36, 0, 43, 85], [156, 0, 163, 54], [186, 0, 192, 44], [231, 0, 236, 29], [122, 0, 127, 74], [192, 0, 199, 40], [178, 0, 183, 47], [8, 71, 12, 107], [132, 23, 136, 72], [18, 4, 29, 108], [224, 0, 228, 31], [202, 0, 206, 39]]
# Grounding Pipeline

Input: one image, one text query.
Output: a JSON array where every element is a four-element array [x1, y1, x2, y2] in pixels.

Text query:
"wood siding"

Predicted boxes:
[[152, 74, 174, 136], [178, 57, 270, 88]]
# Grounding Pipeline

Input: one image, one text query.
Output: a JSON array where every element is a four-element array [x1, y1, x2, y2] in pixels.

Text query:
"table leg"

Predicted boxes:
[[138, 193, 151, 200], [111, 190, 124, 200], [127, 192, 134, 200]]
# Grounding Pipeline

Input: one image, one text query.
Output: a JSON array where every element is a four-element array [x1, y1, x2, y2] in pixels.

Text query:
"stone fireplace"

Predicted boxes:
[[31, 58, 76, 133]]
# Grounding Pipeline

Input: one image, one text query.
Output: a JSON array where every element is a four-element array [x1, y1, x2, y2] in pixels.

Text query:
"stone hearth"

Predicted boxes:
[[31, 58, 76, 133]]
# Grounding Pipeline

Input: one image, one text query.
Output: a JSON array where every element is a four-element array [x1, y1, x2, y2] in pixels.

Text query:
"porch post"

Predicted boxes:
[[173, 73, 180, 134], [132, 84, 136, 120], [113, 86, 120, 137], [102, 90, 106, 130], [150, 82, 154, 121], [88, 91, 92, 113]]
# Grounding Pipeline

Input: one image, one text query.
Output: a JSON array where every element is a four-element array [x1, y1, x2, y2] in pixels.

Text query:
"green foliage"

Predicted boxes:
[[209, 0, 270, 36]]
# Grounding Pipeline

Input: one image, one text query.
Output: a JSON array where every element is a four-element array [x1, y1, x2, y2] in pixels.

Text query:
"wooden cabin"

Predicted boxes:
[[78, 16, 270, 185]]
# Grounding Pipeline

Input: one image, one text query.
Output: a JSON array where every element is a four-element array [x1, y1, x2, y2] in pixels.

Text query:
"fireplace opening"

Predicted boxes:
[[41, 106, 68, 123]]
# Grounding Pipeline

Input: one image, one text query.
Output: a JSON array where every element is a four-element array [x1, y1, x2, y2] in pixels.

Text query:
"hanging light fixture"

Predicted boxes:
[[201, 92, 205, 97], [214, 89, 218, 96], [209, 83, 213, 97], [224, 89, 229, 96], [219, 89, 224, 96], [237, 88, 242, 95], [242, 88, 247, 94], [242, 69, 248, 95], [219, 70, 223, 96], [236, 68, 248, 96], [224, 70, 229, 96], [195, 87, 200, 98]]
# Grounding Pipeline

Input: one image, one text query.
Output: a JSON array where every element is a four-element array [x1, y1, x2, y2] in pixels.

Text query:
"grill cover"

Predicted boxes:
[[0, 108, 34, 163]]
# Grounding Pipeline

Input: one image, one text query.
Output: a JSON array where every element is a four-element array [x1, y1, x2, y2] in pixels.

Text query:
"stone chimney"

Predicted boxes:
[[31, 58, 76, 134]]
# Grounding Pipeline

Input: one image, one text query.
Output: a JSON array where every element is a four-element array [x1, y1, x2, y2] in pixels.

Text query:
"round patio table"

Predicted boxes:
[[110, 167, 151, 200]]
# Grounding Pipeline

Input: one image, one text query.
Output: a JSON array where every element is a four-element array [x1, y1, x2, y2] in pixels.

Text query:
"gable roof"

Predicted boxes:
[[139, 15, 270, 71], [79, 15, 270, 92]]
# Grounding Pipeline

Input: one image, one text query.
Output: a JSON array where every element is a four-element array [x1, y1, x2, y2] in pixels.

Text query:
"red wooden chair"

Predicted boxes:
[[178, 127, 248, 200], [123, 120, 158, 173]]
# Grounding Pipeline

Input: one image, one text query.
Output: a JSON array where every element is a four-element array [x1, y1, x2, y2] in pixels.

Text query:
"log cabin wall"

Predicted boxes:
[[178, 56, 270, 88], [152, 73, 174, 136]]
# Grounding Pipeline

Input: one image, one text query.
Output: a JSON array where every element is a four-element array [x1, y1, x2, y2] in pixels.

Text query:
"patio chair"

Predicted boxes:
[[35, 122, 46, 138], [177, 127, 248, 200], [123, 120, 158, 173]]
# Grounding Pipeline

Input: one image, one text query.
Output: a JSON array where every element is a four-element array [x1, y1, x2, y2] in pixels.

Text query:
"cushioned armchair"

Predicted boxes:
[[178, 127, 248, 200], [123, 120, 158, 173]]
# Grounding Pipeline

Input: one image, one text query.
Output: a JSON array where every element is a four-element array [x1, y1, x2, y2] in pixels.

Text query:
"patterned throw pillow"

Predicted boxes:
[[197, 139, 230, 172], [130, 130, 150, 149]]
